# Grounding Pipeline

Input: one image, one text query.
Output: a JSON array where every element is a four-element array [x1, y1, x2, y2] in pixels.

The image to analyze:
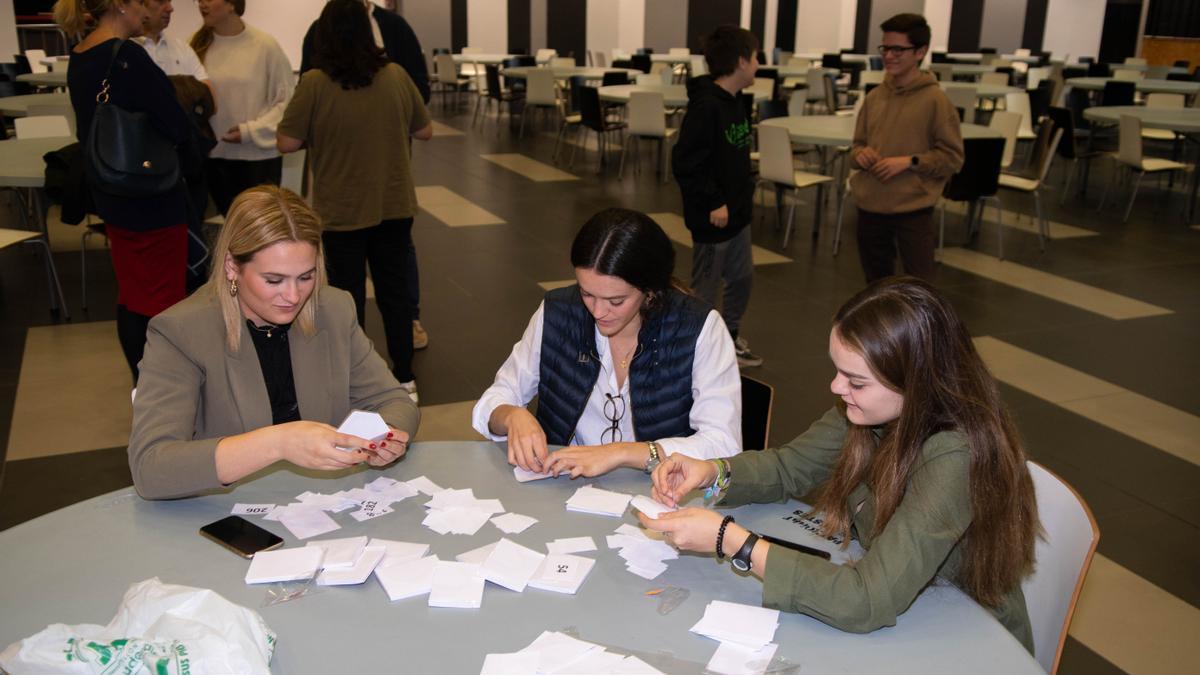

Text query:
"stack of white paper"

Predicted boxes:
[[428, 561, 486, 608], [545, 536, 597, 555], [375, 554, 439, 601], [481, 538, 546, 592], [255, 473, 423, 537], [479, 631, 666, 675], [317, 546, 386, 586], [244, 547, 324, 584], [565, 485, 632, 517], [422, 488, 506, 536], [370, 538, 430, 569], [526, 554, 595, 594], [490, 512, 538, 534], [689, 600, 781, 649], [705, 641, 780, 675], [630, 495, 676, 519], [606, 524, 678, 579], [306, 536, 368, 568]]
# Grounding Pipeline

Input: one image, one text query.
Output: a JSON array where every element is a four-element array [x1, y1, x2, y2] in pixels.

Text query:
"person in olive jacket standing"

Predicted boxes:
[[672, 25, 763, 369]]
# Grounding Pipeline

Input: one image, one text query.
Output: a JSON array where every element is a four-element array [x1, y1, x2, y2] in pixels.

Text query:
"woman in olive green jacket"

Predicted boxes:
[[640, 277, 1039, 654]]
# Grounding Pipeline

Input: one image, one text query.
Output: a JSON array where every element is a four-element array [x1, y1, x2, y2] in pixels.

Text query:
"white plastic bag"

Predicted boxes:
[[0, 578, 275, 674]]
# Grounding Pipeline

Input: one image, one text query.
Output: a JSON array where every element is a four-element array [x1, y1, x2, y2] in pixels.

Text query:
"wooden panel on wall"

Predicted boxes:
[[1141, 37, 1200, 69]]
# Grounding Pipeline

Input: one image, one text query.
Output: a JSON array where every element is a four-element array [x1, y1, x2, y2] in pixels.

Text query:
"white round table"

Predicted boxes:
[[0, 91, 71, 117], [1066, 77, 1200, 96], [1110, 63, 1188, 75], [597, 84, 769, 108], [941, 82, 1021, 100], [16, 71, 67, 87], [451, 53, 516, 66], [948, 64, 997, 79], [760, 116, 999, 146], [502, 66, 639, 80], [649, 54, 693, 65]]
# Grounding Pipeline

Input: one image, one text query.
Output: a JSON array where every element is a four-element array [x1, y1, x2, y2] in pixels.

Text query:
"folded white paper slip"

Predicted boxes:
[[546, 536, 597, 555], [457, 541, 499, 565], [565, 485, 632, 517], [480, 651, 541, 675], [375, 554, 439, 601], [689, 600, 781, 649], [406, 475, 444, 495], [706, 641, 779, 675], [428, 561, 486, 608], [369, 538, 430, 569], [277, 506, 340, 540], [630, 495, 676, 519], [481, 538, 546, 592], [513, 466, 551, 482], [491, 512, 538, 534], [245, 547, 324, 584], [521, 631, 603, 673], [527, 553, 595, 594], [317, 546, 386, 586], [335, 409, 389, 451], [305, 535, 368, 569]]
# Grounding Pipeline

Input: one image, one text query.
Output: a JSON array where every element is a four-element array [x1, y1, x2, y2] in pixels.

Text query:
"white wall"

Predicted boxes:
[[980, 0, 1027, 54], [1, 2, 18, 65], [1043, 0, 1105, 62], [924, 0, 952, 51], [467, 0, 508, 53], [165, 0, 331, 69], [795, 0, 842, 53], [838, 0, 857, 51], [589, 0, 648, 59], [616, 0, 646, 55], [404, 1, 452, 58], [763, 0, 778, 58]]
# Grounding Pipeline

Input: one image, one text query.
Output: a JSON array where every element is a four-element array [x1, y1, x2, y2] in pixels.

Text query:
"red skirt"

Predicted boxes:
[[105, 223, 188, 316]]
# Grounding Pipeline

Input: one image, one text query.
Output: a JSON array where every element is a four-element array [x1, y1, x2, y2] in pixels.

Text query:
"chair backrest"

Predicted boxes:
[[26, 103, 76, 134], [635, 73, 659, 86], [525, 69, 558, 105], [989, 110, 1021, 168], [944, 86, 978, 123], [578, 86, 605, 131], [627, 91, 667, 136], [631, 54, 651, 73], [1111, 68, 1141, 81], [636, 47, 654, 55], [24, 49, 48, 74], [740, 375, 774, 450], [434, 54, 458, 82], [593, 50, 607, 67], [1086, 62, 1110, 77], [822, 72, 839, 113], [787, 89, 807, 116], [775, 50, 793, 67], [506, 55, 536, 68], [565, 75, 588, 113], [942, 136, 1004, 201], [602, 71, 630, 86], [14, 115, 71, 139], [1101, 79, 1136, 106], [756, 99, 788, 122], [1021, 462, 1099, 675], [860, 70, 884, 86], [929, 63, 952, 81], [1026, 66, 1051, 90], [1028, 119, 1064, 183], [1145, 92, 1184, 108], [1028, 84, 1052, 125], [690, 55, 708, 76], [979, 71, 1010, 87], [869, 55, 883, 70], [805, 68, 825, 101], [668, 47, 690, 57], [1123, 56, 1146, 65], [649, 61, 671, 76], [1015, 48, 1032, 57], [758, 123, 797, 186], [821, 53, 841, 69], [1047, 106, 1078, 159], [1117, 114, 1144, 166], [932, 51, 948, 63], [1173, 59, 1190, 68], [787, 56, 811, 68], [485, 64, 503, 101], [1005, 91, 1035, 136], [535, 48, 557, 63], [750, 76, 775, 100], [461, 46, 483, 54], [659, 67, 674, 86], [432, 47, 451, 56], [551, 57, 575, 69]]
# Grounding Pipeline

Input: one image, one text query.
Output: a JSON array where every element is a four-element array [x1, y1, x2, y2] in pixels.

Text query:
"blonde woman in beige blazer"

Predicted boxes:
[[129, 186, 420, 500]]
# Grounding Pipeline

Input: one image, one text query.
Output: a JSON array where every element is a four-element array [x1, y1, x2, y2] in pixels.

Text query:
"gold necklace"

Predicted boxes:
[[618, 343, 638, 370]]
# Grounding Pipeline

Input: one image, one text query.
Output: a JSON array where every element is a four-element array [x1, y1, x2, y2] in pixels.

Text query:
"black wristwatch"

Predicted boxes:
[[731, 532, 760, 572], [910, 155, 920, 167]]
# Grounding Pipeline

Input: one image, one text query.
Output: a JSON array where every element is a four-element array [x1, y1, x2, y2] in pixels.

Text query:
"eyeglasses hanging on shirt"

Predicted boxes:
[[602, 393, 626, 444]]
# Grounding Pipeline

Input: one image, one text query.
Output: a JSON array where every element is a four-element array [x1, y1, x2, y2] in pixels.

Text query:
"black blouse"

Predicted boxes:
[[246, 320, 301, 425]]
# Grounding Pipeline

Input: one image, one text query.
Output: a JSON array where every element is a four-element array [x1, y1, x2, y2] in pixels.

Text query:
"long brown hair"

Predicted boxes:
[[53, 0, 117, 36], [811, 277, 1038, 607], [190, 0, 246, 63]]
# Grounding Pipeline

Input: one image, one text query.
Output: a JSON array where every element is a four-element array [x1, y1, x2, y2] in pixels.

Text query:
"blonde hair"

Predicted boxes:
[[208, 186, 326, 352], [190, 0, 246, 63], [53, 0, 120, 37]]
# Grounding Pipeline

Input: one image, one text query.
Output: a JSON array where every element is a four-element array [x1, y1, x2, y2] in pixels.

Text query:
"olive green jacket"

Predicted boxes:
[[722, 407, 1034, 654]]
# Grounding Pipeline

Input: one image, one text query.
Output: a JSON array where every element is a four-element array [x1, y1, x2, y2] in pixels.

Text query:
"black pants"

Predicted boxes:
[[323, 219, 415, 382], [116, 304, 151, 384], [856, 207, 937, 284], [205, 157, 283, 215]]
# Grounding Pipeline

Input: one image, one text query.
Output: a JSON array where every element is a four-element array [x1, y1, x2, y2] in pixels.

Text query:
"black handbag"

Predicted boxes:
[[85, 40, 181, 198]]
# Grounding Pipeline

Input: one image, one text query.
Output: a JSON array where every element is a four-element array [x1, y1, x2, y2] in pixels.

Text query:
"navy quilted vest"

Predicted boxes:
[[536, 285, 709, 445]]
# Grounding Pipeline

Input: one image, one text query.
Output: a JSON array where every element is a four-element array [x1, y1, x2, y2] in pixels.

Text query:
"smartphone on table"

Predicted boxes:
[[199, 516, 284, 558]]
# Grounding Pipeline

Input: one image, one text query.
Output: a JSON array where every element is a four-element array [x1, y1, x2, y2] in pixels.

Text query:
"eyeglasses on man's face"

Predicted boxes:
[[877, 45, 919, 56]]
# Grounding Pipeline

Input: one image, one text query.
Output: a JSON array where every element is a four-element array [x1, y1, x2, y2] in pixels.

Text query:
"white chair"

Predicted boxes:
[[748, 77, 774, 102], [989, 111, 1022, 171], [1014, 48, 1032, 58], [458, 46, 483, 76], [997, 120, 1062, 256], [1111, 68, 1141, 81], [1123, 56, 1147, 66], [14, 115, 72, 139], [518, 69, 559, 139], [668, 47, 690, 57], [689, 55, 707, 77], [550, 57, 575, 69], [433, 54, 471, 109], [24, 49, 48, 74], [1099, 114, 1189, 222], [535, 48, 557, 64], [775, 50, 793, 67], [1142, 93, 1184, 142], [758, 124, 833, 247], [859, 70, 884, 87], [1026, 66, 1051, 91], [945, 86, 979, 124], [1021, 462, 1099, 675], [980, 71, 1010, 87], [1004, 92, 1037, 141], [803, 69, 825, 111], [592, 50, 607, 67], [25, 104, 76, 135], [618, 92, 678, 182]]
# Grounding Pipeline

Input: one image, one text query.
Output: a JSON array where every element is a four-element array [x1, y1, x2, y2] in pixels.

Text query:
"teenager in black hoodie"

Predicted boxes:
[[672, 26, 763, 368]]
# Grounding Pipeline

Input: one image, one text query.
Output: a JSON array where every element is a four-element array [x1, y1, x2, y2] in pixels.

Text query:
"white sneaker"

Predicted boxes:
[[413, 320, 429, 350], [734, 337, 764, 368], [398, 380, 419, 405]]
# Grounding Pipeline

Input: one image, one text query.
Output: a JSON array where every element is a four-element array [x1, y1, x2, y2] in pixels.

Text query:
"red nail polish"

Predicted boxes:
[[387, 432, 394, 438], [381, 442, 388, 447], [369, 443, 377, 449]]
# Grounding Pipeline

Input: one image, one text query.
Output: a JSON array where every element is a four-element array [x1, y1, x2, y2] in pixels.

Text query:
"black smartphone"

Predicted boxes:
[[199, 516, 284, 559], [761, 534, 833, 560]]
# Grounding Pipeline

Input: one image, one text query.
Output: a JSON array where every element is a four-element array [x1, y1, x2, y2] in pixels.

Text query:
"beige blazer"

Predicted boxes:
[[129, 286, 420, 499]]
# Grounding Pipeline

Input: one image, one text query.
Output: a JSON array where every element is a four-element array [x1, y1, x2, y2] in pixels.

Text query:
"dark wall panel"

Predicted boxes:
[[687, 0, 742, 52], [548, 0, 586, 66], [508, 0, 531, 55], [451, 0, 467, 53], [1022, 0, 1049, 51], [1099, 0, 1143, 62], [1145, 0, 1200, 38], [775, 0, 797, 52], [854, 0, 873, 54], [750, 0, 767, 46], [947, 0, 984, 52]]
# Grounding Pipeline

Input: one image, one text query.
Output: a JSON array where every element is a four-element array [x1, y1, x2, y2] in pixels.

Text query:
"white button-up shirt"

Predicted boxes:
[[137, 33, 209, 81]]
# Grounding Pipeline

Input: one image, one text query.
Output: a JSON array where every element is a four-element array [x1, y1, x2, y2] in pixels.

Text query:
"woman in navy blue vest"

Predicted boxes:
[[472, 208, 742, 478]]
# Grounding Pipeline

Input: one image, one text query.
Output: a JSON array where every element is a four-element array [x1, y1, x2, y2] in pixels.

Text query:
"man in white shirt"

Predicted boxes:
[[137, 0, 211, 88]]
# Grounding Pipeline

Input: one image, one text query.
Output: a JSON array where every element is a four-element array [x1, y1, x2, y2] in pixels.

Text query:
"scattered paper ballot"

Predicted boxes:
[[365, 476, 419, 501], [370, 539, 429, 569], [422, 488, 507, 536], [607, 524, 678, 580], [527, 554, 595, 594], [481, 538, 546, 592], [513, 466, 551, 482], [317, 545, 386, 586], [689, 600, 781, 650], [375, 554, 439, 601], [522, 631, 604, 673], [630, 495, 676, 519], [546, 536, 597, 555], [565, 485, 633, 517], [457, 541, 499, 565], [231, 503, 275, 517], [706, 641, 779, 675], [428, 561, 486, 609], [305, 536, 368, 569], [406, 475, 444, 495], [480, 631, 666, 675], [245, 546, 324, 584], [350, 500, 394, 522], [480, 651, 541, 675], [335, 410, 390, 451], [491, 512, 538, 534], [277, 505, 341, 540]]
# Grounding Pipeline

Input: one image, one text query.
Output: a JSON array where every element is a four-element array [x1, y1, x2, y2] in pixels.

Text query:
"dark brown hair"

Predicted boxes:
[[812, 277, 1038, 607], [570, 208, 682, 312], [190, 0, 246, 63], [702, 25, 759, 78], [880, 13, 931, 49], [313, 0, 389, 90]]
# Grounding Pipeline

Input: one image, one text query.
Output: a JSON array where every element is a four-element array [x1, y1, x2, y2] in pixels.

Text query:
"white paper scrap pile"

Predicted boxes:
[[606, 524, 678, 579], [565, 485, 633, 517], [375, 554, 439, 601], [244, 546, 324, 584], [480, 631, 666, 675], [429, 561, 486, 608], [690, 600, 780, 649], [422, 488, 506, 535], [706, 641, 780, 675], [491, 512, 538, 534], [250, 474, 422, 539]]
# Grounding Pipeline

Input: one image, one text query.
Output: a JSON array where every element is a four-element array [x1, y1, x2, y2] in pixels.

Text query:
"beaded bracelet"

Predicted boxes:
[[704, 459, 733, 501], [715, 515, 735, 559]]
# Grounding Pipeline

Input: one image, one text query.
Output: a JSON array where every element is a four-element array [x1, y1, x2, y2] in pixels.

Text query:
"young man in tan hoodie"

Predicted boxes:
[[851, 13, 963, 283]]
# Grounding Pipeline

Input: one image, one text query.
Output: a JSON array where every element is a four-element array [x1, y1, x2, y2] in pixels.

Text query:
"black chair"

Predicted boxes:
[[1078, 56, 1095, 64], [821, 53, 842, 70], [1062, 65, 1087, 80], [740, 375, 774, 451], [1173, 59, 1189, 69], [483, 64, 523, 133], [1167, 72, 1191, 82], [756, 99, 788, 122], [757, 50, 768, 67], [869, 56, 883, 70], [611, 58, 636, 71], [1029, 81, 1053, 125], [1192, 65, 1200, 82], [980, 47, 997, 54], [572, 86, 626, 171], [1100, 80, 1135, 106], [1087, 62, 1110, 78], [635, 47, 654, 55], [630, 54, 651, 73], [505, 55, 536, 68], [939, 136, 1004, 251], [431, 48, 450, 55], [932, 52, 948, 64], [1048, 106, 1104, 203], [601, 71, 629, 86]]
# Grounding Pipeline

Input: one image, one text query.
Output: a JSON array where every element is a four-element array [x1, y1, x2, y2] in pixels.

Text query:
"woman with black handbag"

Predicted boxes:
[[55, 0, 193, 383]]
